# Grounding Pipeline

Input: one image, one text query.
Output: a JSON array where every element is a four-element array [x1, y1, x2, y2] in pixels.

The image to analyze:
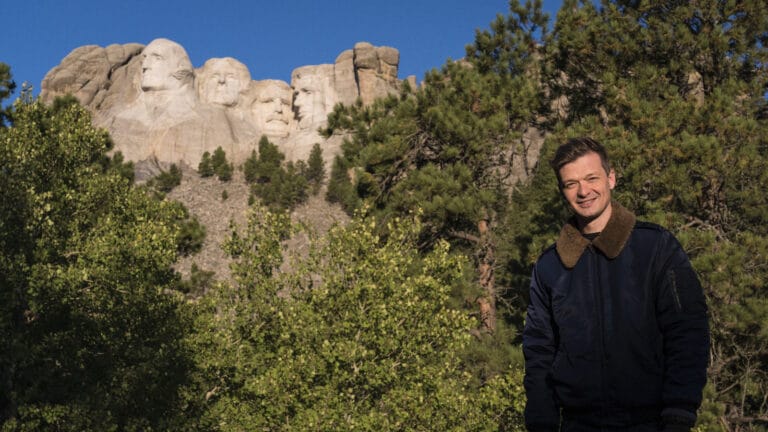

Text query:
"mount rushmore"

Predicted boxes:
[[40, 38, 417, 168]]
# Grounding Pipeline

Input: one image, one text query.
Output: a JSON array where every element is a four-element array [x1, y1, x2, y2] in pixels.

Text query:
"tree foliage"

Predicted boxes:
[[505, 1, 768, 428], [247, 136, 309, 211], [186, 206, 523, 430], [325, 154, 359, 212], [198, 151, 214, 177], [0, 0, 764, 429], [305, 142, 326, 194], [322, 0, 551, 356], [0, 62, 15, 128], [149, 163, 183, 192], [0, 98, 193, 430], [212, 146, 233, 181]]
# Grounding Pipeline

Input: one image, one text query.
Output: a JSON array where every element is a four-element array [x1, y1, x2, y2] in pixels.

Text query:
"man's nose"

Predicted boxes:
[[577, 182, 588, 196]]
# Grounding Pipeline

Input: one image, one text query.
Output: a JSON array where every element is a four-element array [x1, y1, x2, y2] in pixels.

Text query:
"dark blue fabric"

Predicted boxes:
[[523, 222, 709, 430]]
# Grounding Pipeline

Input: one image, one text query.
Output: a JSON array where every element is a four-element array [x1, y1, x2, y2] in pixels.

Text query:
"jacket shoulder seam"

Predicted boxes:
[[634, 220, 669, 233]]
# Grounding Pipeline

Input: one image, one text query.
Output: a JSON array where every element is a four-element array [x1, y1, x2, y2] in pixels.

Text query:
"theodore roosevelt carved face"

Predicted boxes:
[[250, 79, 292, 137]]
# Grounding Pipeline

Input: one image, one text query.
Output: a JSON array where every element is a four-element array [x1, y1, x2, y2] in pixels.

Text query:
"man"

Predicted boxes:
[[290, 64, 334, 130], [140, 38, 195, 93], [197, 57, 251, 108], [523, 137, 709, 431], [249, 79, 293, 138]]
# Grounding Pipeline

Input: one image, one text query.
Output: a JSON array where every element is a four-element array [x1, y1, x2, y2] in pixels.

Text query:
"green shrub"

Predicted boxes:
[[176, 263, 216, 296], [326, 155, 358, 213], [152, 163, 182, 192], [305, 143, 325, 194], [177, 215, 206, 256], [198, 151, 214, 177]]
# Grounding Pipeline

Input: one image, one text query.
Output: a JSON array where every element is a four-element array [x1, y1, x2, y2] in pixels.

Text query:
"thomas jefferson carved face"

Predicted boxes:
[[140, 38, 194, 92], [198, 58, 251, 107], [250, 80, 292, 137]]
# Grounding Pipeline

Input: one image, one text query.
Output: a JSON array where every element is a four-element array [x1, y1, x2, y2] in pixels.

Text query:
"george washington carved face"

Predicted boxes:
[[140, 38, 194, 92]]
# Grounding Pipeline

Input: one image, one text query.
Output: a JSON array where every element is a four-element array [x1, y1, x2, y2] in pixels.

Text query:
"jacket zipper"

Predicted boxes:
[[589, 246, 608, 414], [668, 269, 682, 312]]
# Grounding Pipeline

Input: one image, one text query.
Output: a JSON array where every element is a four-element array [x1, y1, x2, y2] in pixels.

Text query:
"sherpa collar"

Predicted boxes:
[[555, 200, 637, 269]]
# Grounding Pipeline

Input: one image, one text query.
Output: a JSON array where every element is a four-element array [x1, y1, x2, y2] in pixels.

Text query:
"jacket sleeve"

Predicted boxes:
[[655, 231, 710, 426], [523, 264, 560, 431]]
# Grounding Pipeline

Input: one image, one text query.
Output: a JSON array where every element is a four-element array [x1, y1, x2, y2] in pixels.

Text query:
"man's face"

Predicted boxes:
[[141, 41, 180, 91], [201, 60, 249, 107], [293, 84, 318, 128], [252, 85, 292, 136], [206, 69, 242, 106], [291, 70, 326, 129], [558, 151, 616, 232]]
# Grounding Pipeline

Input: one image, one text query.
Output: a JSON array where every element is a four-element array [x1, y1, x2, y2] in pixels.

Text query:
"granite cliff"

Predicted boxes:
[[41, 38, 415, 169]]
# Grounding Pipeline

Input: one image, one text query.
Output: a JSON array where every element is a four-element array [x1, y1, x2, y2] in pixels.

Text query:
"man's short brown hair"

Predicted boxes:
[[550, 137, 611, 185]]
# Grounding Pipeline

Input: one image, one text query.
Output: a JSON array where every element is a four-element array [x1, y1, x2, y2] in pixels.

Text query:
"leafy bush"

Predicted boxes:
[[186, 207, 522, 430], [176, 263, 215, 296], [177, 214, 206, 256], [100, 151, 135, 183]]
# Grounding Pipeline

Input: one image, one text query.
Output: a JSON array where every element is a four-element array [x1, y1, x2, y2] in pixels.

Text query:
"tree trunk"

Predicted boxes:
[[476, 217, 496, 333]]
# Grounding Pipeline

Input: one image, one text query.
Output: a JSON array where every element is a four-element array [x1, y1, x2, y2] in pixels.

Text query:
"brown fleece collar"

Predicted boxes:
[[555, 201, 637, 269]]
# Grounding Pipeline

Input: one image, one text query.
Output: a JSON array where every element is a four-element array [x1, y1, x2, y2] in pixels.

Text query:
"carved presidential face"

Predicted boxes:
[[291, 67, 326, 129], [250, 80, 292, 137], [198, 58, 251, 107], [140, 38, 194, 92]]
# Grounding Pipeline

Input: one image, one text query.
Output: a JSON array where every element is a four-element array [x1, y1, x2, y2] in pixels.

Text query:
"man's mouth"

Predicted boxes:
[[577, 197, 597, 208]]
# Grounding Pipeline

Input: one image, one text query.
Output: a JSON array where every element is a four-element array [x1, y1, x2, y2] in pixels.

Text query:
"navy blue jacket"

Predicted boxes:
[[523, 202, 709, 431]]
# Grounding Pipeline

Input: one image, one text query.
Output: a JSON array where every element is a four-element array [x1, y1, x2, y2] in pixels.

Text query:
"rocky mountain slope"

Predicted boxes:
[[167, 166, 348, 283]]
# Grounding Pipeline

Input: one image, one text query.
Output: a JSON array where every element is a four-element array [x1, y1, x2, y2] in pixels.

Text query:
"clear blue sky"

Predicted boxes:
[[3, 0, 562, 99]]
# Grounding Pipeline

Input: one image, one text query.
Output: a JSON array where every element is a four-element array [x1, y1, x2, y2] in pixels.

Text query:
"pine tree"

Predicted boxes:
[[279, 161, 308, 209], [211, 146, 233, 181], [198, 151, 214, 177], [323, 1, 550, 336], [511, 1, 768, 428], [249, 136, 308, 211], [325, 155, 358, 212], [151, 163, 183, 192], [0, 62, 16, 128], [305, 143, 325, 194], [255, 135, 284, 183], [242, 149, 259, 183], [216, 160, 233, 182]]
